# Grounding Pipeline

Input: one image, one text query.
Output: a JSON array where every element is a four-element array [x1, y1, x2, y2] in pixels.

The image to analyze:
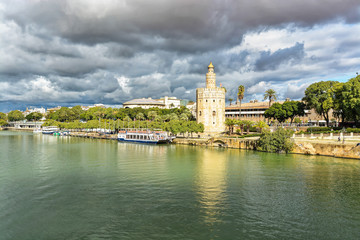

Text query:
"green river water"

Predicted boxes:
[[0, 131, 360, 239]]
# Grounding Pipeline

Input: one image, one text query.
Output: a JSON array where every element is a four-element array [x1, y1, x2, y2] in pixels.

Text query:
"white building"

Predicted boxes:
[[123, 96, 182, 109], [157, 96, 181, 109], [123, 98, 166, 109], [24, 107, 46, 116]]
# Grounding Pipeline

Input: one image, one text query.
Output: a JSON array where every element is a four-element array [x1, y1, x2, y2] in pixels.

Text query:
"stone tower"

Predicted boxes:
[[196, 62, 225, 134]]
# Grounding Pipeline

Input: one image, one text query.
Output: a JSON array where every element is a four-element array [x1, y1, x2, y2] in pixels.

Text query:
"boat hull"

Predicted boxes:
[[117, 138, 170, 144], [42, 131, 55, 134]]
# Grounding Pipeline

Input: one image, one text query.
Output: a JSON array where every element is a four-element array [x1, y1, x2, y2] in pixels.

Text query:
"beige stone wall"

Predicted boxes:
[[196, 88, 225, 133]]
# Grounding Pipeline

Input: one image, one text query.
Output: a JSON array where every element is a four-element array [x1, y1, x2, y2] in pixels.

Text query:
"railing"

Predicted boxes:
[[293, 132, 360, 140]]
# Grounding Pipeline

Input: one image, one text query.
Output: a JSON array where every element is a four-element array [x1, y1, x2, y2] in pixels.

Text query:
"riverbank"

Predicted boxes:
[[3, 128, 360, 159], [173, 136, 360, 159]]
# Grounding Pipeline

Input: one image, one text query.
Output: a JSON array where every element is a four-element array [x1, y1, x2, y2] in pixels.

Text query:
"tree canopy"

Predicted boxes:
[[25, 112, 43, 121], [264, 101, 305, 124], [7, 110, 25, 121], [333, 75, 360, 124], [302, 81, 338, 127]]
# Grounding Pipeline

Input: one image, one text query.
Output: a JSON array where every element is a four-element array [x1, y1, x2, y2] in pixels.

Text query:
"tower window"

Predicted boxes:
[[213, 100, 215, 102], [206, 100, 208, 102], [213, 111, 216, 116], [199, 111, 202, 116]]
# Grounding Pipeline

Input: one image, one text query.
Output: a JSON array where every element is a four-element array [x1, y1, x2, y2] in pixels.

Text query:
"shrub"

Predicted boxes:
[[346, 128, 360, 133], [307, 127, 342, 133], [257, 128, 294, 153]]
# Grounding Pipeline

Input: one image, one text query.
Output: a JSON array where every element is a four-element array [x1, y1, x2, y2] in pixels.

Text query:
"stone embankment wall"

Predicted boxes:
[[293, 140, 360, 159], [173, 137, 258, 150], [173, 137, 360, 159]]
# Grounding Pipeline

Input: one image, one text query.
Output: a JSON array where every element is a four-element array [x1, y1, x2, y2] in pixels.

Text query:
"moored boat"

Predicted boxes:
[[117, 129, 173, 144], [42, 126, 59, 134]]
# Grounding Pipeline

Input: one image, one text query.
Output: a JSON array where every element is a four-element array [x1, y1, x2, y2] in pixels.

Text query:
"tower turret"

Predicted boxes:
[[206, 62, 216, 88]]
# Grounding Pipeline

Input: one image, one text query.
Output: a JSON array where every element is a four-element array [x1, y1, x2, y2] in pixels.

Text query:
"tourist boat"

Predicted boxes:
[[42, 126, 59, 134], [117, 129, 174, 144]]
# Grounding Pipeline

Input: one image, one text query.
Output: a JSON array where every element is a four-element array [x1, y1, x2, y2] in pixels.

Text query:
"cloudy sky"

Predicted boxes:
[[1, 0, 360, 112]]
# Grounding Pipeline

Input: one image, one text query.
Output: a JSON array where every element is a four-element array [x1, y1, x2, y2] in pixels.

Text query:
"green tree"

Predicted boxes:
[[169, 113, 179, 121], [333, 82, 346, 124], [123, 115, 132, 122], [236, 119, 245, 135], [136, 112, 145, 121], [0, 112, 7, 121], [333, 76, 360, 125], [154, 115, 162, 122], [264, 89, 277, 107], [26, 112, 43, 121], [179, 113, 188, 121], [7, 110, 25, 121], [282, 101, 305, 124], [258, 128, 294, 153], [228, 98, 233, 106], [303, 81, 338, 127], [147, 111, 157, 121], [0, 119, 8, 126], [264, 103, 287, 123], [254, 120, 269, 133], [243, 120, 253, 134], [225, 118, 236, 135]]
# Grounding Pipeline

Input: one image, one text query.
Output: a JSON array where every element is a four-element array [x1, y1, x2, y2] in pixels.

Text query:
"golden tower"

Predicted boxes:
[[196, 62, 225, 135]]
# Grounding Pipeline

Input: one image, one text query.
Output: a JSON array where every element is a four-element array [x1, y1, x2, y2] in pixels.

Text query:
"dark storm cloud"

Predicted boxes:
[[1, 0, 360, 111], [5, 0, 360, 53], [255, 42, 305, 71]]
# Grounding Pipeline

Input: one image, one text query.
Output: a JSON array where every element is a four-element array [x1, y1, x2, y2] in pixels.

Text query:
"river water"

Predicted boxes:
[[0, 131, 360, 239]]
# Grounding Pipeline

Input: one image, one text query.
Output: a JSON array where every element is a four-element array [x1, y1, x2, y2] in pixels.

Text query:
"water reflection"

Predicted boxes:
[[195, 148, 228, 224]]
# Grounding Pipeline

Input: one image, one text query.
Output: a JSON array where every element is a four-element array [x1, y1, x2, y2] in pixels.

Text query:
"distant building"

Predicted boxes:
[[186, 102, 196, 116], [196, 62, 225, 134], [225, 100, 335, 125], [23, 107, 46, 116], [157, 96, 181, 109], [123, 96, 182, 109], [46, 106, 61, 114], [123, 98, 165, 109]]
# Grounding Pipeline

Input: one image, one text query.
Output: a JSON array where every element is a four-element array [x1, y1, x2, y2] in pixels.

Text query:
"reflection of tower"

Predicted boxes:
[[196, 62, 225, 135], [196, 148, 227, 223]]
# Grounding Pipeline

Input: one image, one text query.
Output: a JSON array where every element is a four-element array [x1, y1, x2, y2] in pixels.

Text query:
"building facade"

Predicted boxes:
[[196, 62, 225, 134], [122, 96, 182, 109], [225, 100, 336, 125], [123, 98, 165, 109]]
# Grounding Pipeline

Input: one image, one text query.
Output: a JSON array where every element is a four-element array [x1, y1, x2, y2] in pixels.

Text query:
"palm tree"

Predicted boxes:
[[254, 120, 269, 133], [237, 85, 245, 118], [236, 119, 244, 135], [225, 118, 236, 135], [264, 89, 277, 107], [147, 111, 157, 121], [229, 98, 234, 106], [243, 120, 253, 135]]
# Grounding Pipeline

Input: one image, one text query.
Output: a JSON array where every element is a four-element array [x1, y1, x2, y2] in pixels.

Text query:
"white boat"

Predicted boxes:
[[42, 126, 59, 134], [117, 129, 174, 144]]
